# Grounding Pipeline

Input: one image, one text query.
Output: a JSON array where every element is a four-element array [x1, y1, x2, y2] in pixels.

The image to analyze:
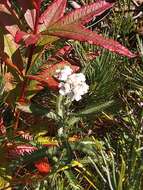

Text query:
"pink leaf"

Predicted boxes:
[[38, 0, 67, 32], [24, 9, 36, 30], [70, 1, 81, 9], [46, 24, 136, 58]]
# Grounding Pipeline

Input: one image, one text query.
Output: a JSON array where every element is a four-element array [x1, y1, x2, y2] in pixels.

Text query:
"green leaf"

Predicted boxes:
[[72, 100, 114, 116], [117, 156, 126, 190], [64, 170, 83, 190], [0, 29, 23, 75], [4, 34, 16, 58], [16, 102, 58, 120]]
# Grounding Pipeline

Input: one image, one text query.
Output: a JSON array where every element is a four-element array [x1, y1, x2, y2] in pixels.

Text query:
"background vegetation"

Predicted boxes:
[[0, 0, 143, 189]]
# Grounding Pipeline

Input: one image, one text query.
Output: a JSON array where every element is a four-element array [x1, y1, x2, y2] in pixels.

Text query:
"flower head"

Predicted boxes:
[[59, 73, 89, 101], [34, 158, 51, 174]]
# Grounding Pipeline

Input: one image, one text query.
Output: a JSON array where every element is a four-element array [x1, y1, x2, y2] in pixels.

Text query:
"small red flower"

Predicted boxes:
[[34, 158, 51, 174]]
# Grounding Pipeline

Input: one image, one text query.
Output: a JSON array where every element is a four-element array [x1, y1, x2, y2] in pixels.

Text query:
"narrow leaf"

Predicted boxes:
[[50, 0, 114, 27], [46, 25, 135, 57], [32, 0, 43, 10], [117, 156, 126, 190], [73, 100, 114, 116]]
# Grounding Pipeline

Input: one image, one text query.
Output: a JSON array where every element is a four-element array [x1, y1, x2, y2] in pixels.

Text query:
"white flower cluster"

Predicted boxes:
[[56, 66, 89, 101], [55, 66, 73, 81]]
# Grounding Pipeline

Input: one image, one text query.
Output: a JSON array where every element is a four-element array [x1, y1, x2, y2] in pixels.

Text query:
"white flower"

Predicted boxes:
[[57, 127, 63, 136], [59, 73, 89, 101], [55, 66, 73, 81]]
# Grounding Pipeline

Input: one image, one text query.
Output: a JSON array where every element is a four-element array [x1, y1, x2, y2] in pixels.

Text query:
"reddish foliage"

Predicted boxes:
[[54, 45, 72, 58], [13, 0, 135, 57], [6, 144, 38, 157], [27, 61, 80, 89]]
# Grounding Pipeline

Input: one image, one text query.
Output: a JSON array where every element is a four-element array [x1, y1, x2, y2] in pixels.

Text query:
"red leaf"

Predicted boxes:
[[27, 61, 80, 89], [0, 0, 20, 37], [32, 0, 43, 10], [7, 144, 38, 157], [46, 24, 136, 58], [38, 0, 67, 32], [15, 31, 28, 43], [34, 158, 51, 174], [50, 0, 114, 27], [54, 45, 72, 57], [24, 34, 40, 46], [15, 31, 40, 46]]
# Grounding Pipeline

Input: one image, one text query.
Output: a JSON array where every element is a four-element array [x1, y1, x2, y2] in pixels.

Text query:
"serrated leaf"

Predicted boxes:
[[50, 0, 113, 26], [14, 0, 135, 58], [46, 24, 135, 58], [7, 144, 38, 157], [15, 31, 40, 46], [35, 136, 58, 146], [34, 158, 51, 174]]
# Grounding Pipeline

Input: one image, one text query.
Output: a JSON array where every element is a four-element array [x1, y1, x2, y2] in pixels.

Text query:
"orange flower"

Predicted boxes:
[[34, 158, 51, 174]]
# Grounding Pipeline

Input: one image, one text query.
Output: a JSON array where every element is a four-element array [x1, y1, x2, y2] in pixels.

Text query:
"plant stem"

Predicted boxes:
[[25, 45, 35, 74]]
